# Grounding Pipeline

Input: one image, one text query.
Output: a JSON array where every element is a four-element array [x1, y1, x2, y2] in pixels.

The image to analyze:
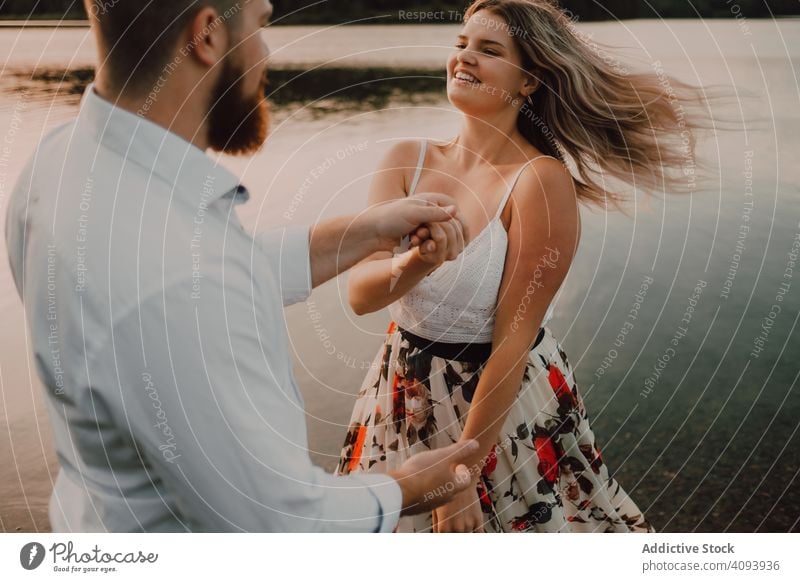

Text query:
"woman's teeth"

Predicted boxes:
[[454, 72, 480, 84]]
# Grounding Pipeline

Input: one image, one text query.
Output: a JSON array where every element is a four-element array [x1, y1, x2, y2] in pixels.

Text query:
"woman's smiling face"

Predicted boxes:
[[447, 9, 535, 116]]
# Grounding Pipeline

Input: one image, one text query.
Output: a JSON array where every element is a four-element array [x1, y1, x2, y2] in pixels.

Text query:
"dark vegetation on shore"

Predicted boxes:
[[2, 0, 798, 22]]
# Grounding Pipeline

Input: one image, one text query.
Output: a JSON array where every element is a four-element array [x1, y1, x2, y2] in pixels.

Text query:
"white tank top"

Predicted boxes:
[[388, 140, 558, 343]]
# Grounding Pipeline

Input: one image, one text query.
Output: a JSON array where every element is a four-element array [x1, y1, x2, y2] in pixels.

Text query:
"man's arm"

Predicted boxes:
[[306, 194, 463, 289], [254, 224, 313, 307], [253, 199, 460, 306]]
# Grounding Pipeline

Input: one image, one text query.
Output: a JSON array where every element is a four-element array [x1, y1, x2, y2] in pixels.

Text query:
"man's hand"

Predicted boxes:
[[369, 192, 467, 254], [415, 219, 464, 265], [432, 484, 485, 533], [387, 439, 480, 516]]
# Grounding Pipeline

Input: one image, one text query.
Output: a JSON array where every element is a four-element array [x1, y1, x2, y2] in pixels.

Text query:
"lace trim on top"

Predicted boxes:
[[388, 140, 558, 343]]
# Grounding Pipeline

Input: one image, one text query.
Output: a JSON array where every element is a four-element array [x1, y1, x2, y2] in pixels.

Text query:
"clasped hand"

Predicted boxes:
[[371, 192, 467, 264]]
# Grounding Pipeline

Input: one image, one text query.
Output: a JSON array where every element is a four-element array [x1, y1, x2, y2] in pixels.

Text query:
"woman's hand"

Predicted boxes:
[[370, 192, 464, 251], [432, 483, 485, 533], [415, 219, 463, 266]]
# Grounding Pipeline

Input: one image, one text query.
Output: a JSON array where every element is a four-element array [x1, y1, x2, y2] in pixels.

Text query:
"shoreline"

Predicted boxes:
[[0, 20, 88, 27]]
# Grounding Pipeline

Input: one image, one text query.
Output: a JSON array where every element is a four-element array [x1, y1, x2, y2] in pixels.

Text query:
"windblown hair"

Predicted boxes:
[[83, 0, 241, 94], [464, 0, 726, 211]]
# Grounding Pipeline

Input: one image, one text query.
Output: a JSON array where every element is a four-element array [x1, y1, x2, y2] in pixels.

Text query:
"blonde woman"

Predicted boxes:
[[336, 0, 713, 532]]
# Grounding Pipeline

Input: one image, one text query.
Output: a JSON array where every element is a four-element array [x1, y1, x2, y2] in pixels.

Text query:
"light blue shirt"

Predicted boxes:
[[5, 85, 402, 532]]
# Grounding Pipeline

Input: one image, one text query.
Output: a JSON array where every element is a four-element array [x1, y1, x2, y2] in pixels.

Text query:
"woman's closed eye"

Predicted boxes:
[[454, 43, 499, 56]]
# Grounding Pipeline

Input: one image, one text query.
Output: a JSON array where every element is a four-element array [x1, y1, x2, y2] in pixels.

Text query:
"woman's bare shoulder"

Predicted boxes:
[[368, 139, 426, 204], [379, 139, 426, 170], [519, 156, 576, 204], [511, 156, 581, 240]]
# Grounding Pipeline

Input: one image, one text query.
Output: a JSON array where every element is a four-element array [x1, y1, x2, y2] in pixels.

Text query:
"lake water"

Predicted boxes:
[[1, 20, 798, 533]]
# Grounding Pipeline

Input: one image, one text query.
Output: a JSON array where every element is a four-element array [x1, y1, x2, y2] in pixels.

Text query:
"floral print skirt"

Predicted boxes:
[[335, 321, 656, 533]]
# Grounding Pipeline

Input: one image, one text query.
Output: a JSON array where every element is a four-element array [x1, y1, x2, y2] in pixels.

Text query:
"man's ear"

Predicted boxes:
[[186, 7, 230, 68]]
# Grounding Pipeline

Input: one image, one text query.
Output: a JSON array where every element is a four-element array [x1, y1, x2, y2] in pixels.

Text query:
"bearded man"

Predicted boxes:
[[5, 0, 474, 532]]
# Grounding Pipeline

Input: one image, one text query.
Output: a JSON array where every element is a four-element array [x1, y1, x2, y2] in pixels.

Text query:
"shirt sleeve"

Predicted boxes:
[[254, 224, 313, 306], [97, 264, 402, 532], [4, 154, 35, 297]]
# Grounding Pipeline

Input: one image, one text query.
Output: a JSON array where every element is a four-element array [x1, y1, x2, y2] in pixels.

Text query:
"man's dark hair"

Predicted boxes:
[[85, 0, 242, 94]]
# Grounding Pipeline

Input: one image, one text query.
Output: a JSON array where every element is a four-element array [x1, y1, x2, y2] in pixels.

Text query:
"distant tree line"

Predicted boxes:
[[2, 0, 798, 22]]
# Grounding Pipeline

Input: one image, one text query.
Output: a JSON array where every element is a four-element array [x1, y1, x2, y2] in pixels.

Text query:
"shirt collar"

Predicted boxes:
[[76, 83, 249, 206]]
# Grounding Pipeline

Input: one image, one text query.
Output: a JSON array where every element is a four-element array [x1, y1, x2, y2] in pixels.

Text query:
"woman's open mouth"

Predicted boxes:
[[453, 71, 481, 86]]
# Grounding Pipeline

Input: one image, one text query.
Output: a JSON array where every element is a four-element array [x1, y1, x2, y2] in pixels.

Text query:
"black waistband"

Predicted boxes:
[[396, 325, 547, 362], [397, 326, 493, 362]]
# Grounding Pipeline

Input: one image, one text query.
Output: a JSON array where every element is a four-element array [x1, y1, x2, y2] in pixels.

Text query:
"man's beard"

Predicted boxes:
[[207, 57, 269, 155]]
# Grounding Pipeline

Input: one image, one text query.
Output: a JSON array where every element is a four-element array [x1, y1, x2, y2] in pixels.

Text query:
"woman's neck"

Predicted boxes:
[[449, 112, 527, 168]]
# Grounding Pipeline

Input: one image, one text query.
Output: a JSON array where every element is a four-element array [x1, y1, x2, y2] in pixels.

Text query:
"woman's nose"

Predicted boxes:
[[457, 48, 478, 65]]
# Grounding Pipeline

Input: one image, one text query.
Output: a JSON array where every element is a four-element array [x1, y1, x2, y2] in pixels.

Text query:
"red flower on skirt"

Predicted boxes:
[[534, 435, 559, 484], [347, 424, 367, 473], [590, 444, 604, 474], [511, 517, 529, 531], [482, 445, 498, 477], [548, 364, 577, 408], [477, 482, 492, 511]]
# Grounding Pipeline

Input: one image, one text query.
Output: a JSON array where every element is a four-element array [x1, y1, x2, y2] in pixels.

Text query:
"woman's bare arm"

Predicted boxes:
[[348, 141, 462, 315], [455, 159, 581, 476]]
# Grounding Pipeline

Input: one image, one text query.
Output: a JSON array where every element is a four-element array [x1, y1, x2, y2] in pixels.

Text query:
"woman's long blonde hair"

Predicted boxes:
[[464, 0, 727, 211]]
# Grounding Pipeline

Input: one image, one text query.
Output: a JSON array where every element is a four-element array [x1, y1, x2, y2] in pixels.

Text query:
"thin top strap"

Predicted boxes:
[[493, 154, 558, 220], [407, 140, 428, 196]]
